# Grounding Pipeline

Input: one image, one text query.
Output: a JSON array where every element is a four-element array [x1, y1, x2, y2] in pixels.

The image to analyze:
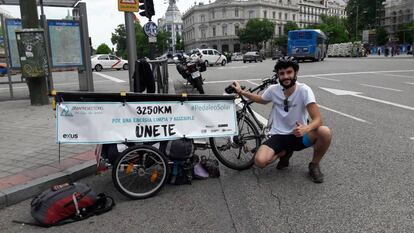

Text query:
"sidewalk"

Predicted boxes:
[[366, 54, 413, 59], [0, 72, 176, 209]]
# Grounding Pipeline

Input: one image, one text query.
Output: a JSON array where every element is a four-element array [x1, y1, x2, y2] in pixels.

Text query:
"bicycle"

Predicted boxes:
[[209, 75, 279, 170], [103, 77, 279, 199]]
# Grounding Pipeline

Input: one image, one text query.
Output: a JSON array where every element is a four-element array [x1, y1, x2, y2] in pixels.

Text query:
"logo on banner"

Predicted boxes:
[[60, 106, 73, 117]]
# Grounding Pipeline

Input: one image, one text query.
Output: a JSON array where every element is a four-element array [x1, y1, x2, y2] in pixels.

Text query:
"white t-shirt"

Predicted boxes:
[[262, 82, 316, 135]]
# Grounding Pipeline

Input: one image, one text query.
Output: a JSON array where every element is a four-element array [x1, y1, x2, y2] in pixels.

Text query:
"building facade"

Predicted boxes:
[[299, 0, 346, 28], [382, 0, 414, 41], [182, 0, 300, 53], [326, 0, 346, 18], [158, 0, 183, 52], [182, 0, 347, 53]]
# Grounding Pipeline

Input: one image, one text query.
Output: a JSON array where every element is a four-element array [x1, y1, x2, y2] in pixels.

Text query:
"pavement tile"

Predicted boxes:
[[0, 172, 12, 179], [0, 182, 13, 190], [48, 158, 83, 170], [20, 165, 61, 179], [72, 150, 95, 161], [0, 174, 31, 186], [5, 167, 25, 173]]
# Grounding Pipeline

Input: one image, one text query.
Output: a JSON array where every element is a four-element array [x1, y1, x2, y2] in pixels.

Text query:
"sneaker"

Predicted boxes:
[[276, 151, 293, 170], [308, 162, 324, 183]]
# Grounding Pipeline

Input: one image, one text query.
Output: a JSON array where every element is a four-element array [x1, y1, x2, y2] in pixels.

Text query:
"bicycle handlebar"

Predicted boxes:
[[248, 75, 278, 93]]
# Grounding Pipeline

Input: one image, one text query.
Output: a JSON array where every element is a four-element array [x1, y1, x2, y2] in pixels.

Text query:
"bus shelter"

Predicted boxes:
[[0, 0, 93, 99]]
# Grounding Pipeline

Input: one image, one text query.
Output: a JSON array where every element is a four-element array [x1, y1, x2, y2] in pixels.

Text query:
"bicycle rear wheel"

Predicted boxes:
[[209, 114, 261, 170], [112, 145, 170, 199]]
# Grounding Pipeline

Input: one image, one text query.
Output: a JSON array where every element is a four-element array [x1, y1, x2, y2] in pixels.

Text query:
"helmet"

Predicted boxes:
[[273, 56, 299, 73], [274, 56, 299, 90]]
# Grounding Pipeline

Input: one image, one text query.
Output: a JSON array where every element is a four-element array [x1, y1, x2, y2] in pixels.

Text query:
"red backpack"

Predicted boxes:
[[14, 182, 114, 227]]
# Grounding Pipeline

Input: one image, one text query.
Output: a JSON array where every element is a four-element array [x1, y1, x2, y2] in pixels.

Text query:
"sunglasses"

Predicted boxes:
[[284, 98, 289, 112], [278, 70, 294, 76]]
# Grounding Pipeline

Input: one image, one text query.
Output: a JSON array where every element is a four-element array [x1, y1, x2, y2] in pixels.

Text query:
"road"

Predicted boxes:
[[0, 57, 413, 232]]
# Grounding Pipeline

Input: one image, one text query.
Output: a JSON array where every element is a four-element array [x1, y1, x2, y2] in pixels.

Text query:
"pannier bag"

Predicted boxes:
[[160, 138, 194, 160]]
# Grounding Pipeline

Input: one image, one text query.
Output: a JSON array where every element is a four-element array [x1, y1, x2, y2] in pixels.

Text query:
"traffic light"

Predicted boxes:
[[139, 0, 155, 19]]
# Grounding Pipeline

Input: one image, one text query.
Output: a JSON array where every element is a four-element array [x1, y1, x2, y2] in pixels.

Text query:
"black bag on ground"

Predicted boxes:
[[200, 156, 220, 178], [168, 160, 193, 185], [14, 182, 115, 227], [160, 138, 194, 160], [168, 155, 200, 185]]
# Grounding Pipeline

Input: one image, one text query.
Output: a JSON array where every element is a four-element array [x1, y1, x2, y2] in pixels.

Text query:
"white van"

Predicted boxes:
[[195, 48, 227, 66]]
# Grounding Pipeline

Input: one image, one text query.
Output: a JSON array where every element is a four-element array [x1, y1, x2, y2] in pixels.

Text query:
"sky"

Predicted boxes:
[[0, 0, 210, 49]]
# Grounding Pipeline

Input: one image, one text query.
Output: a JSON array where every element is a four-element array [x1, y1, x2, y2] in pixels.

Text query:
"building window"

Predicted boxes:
[[264, 10, 267, 18], [285, 13, 288, 20], [292, 14, 296, 21], [223, 8, 226, 18], [279, 0, 282, 3], [288, 0, 291, 5], [278, 26, 282, 35], [222, 24, 227, 36], [201, 28, 206, 39], [249, 10, 254, 18], [213, 27, 216, 37], [279, 12, 282, 19], [200, 15, 205, 22], [235, 8, 239, 17], [273, 11, 276, 19], [212, 11, 215, 19], [235, 25, 239, 35]]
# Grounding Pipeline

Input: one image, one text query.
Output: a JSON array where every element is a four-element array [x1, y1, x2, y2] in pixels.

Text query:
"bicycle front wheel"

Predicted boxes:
[[112, 145, 170, 199], [209, 115, 261, 170]]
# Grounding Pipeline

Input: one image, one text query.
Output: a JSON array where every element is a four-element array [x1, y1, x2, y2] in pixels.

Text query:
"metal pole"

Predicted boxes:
[[0, 14, 13, 99], [125, 12, 137, 92], [40, 0, 54, 92], [78, 2, 94, 91]]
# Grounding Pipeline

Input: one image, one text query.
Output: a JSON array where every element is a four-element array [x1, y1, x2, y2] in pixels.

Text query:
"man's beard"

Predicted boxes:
[[280, 76, 297, 90]]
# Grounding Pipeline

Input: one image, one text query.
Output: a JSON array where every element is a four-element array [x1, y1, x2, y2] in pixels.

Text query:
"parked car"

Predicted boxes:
[[91, 54, 128, 72], [272, 50, 284, 60], [231, 52, 243, 61], [243, 51, 263, 63], [194, 48, 227, 66]]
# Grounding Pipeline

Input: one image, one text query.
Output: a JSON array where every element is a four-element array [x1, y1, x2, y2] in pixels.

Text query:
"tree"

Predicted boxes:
[[397, 23, 414, 44], [238, 18, 274, 50], [111, 24, 127, 58], [156, 30, 171, 56], [112, 23, 171, 59], [376, 27, 388, 46], [96, 43, 112, 54], [135, 23, 149, 58], [308, 15, 349, 43], [175, 34, 184, 51], [346, 0, 385, 40], [284, 21, 299, 34], [273, 35, 288, 51]]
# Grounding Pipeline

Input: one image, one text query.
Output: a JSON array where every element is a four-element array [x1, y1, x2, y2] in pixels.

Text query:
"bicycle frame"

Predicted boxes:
[[236, 75, 278, 137]]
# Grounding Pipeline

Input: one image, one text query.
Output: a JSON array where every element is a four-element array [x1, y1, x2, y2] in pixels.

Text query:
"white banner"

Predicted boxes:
[[56, 100, 237, 144]]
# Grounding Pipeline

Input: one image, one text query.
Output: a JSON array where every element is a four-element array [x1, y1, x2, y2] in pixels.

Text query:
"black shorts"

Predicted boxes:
[[262, 134, 313, 154]]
